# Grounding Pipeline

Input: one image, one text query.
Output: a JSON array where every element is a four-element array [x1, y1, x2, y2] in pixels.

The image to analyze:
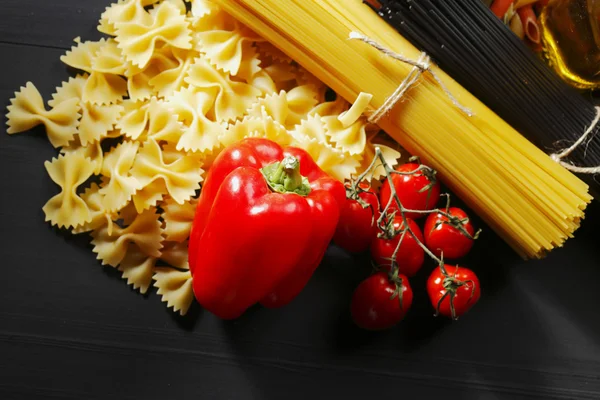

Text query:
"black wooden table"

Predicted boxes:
[[2, 1, 600, 399]]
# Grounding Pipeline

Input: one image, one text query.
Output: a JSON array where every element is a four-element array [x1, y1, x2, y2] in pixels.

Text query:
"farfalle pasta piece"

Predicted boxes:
[[91, 208, 163, 267], [236, 43, 262, 81], [71, 183, 113, 234], [119, 244, 157, 294], [167, 87, 224, 152], [61, 38, 128, 105], [160, 142, 195, 165], [161, 198, 197, 242], [118, 97, 182, 144], [48, 75, 87, 108], [146, 100, 184, 144], [78, 102, 124, 146], [247, 86, 320, 129], [220, 114, 290, 148], [153, 266, 193, 315], [246, 92, 287, 126], [98, 4, 120, 36], [99, 0, 154, 36], [193, 145, 222, 170], [149, 48, 197, 98], [289, 114, 329, 144], [6, 82, 80, 148], [309, 95, 349, 118], [60, 38, 104, 72], [289, 116, 358, 180], [323, 114, 368, 155], [127, 69, 157, 102], [126, 46, 178, 101], [298, 137, 360, 182], [322, 92, 372, 155], [106, 128, 124, 139], [130, 138, 203, 209], [159, 0, 188, 16], [117, 99, 151, 140], [185, 57, 261, 122], [49, 74, 123, 146], [285, 85, 322, 127], [115, 1, 192, 68], [84, 70, 128, 106], [188, 1, 230, 30], [160, 240, 189, 269], [92, 38, 128, 75], [255, 41, 293, 64], [262, 62, 298, 92], [360, 137, 402, 181], [132, 180, 167, 212], [193, 18, 260, 76], [296, 68, 328, 102], [61, 139, 104, 175], [186, 0, 221, 19], [42, 152, 96, 229], [246, 69, 277, 96], [118, 201, 141, 227], [154, 240, 192, 314], [100, 141, 142, 212]]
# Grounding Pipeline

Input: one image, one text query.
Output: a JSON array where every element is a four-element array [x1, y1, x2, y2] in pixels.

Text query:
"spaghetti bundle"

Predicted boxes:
[[217, 0, 591, 259], [372, 0, 600, 192]]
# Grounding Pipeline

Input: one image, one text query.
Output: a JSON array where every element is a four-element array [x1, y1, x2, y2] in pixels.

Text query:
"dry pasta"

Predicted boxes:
[[162, 198, 198, 242], [91, 208, 164, 267], [42, 152, 96, 228], [184, 56, 262, 122], [100, 141, 142, 212], [5, 0, 401, 315], [61, 138, 105, 176], [154, 240, 194, 314], [118, 245, 158, 294], [115, 1, 193, 68], [7, 83, 80, 148], [217, 0, 592, 259], [130, 137, 203, 205]]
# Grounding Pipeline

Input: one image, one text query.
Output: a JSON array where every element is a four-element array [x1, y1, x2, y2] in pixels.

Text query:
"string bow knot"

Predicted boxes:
[[549, 106, 600, 174], [348, 31, 473, 123]]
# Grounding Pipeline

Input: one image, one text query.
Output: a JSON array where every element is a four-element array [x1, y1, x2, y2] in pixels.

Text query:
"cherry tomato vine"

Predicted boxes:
[[347, 147, 482, 327]]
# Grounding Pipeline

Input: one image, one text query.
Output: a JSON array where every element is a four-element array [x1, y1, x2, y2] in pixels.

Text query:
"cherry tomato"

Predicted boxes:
[[379, 162, 440, 219], [333, 187, 381, 253], [351, 271, 413, 330], [370, 216, 424, 277], [424, 207, 475, 259], [426, 265, 481, 319]]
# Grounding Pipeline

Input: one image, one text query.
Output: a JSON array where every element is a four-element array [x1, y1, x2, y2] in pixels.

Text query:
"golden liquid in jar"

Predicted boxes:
[[541, 0, 600, 89]]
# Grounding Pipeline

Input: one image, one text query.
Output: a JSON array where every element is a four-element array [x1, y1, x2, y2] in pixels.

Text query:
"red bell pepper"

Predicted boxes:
[[188, 138, 344, 319]]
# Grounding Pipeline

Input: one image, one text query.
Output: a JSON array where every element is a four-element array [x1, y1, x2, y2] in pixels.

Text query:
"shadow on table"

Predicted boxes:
[[219, 201, 600, 399]]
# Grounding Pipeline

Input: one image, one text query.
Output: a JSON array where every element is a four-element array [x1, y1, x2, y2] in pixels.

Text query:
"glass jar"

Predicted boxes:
[[540, 0, 600, 89]]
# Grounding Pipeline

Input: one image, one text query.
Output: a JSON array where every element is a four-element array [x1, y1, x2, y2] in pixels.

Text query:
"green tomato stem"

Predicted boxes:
[[359, 147, 482, 321]]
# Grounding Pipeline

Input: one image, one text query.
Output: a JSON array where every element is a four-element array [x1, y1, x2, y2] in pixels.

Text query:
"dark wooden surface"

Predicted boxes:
[[2, 1, 600, 399]]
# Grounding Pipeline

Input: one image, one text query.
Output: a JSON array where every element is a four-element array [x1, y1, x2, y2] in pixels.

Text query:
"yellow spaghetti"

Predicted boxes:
[[217, 0, 591, 259]]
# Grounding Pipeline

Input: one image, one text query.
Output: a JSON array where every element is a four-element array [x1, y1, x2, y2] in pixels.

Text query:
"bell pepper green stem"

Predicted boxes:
[[261, 156, 311, 196]]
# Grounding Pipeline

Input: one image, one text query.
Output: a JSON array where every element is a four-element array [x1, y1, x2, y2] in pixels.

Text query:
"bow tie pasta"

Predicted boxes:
[[5, 0, 401, 316]]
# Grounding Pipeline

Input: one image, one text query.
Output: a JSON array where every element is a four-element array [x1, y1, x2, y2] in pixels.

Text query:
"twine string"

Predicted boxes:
[[550, 107, 600, 174], [348, 31, 474, 123], [349, 32, 600, 175]]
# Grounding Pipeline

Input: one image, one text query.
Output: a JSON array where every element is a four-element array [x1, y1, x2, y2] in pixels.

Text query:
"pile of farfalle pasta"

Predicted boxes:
[[5, 0, 400, 315]]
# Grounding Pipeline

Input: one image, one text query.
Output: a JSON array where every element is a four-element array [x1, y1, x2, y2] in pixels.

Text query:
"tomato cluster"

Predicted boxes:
[[334, 162, 482, 331]]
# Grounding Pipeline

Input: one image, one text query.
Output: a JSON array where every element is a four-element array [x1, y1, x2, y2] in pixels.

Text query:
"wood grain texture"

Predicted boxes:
[[1, 1, 600, 399], [0, 0, 107, 49]]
